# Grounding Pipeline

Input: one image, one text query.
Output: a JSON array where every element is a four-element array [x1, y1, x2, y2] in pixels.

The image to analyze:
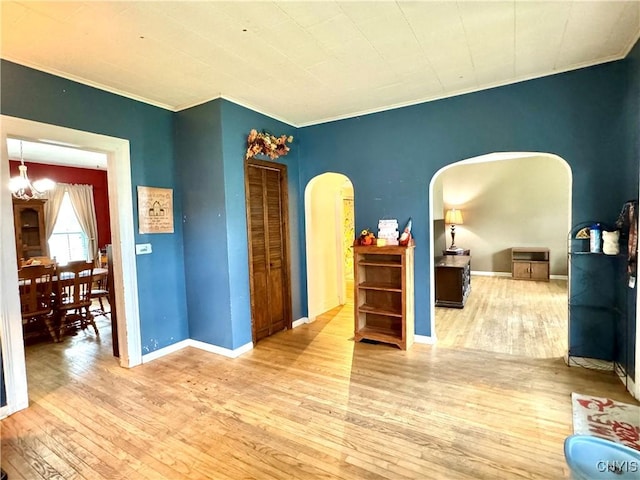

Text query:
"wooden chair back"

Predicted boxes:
[[90, 270, 110, 315], [56, 261, 94, 311], [20, 256, 56, 267], [18, 264, 55, 319]]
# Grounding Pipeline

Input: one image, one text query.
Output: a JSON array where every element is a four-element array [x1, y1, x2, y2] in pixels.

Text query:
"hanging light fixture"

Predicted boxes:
[[9, 140, 55, 200]]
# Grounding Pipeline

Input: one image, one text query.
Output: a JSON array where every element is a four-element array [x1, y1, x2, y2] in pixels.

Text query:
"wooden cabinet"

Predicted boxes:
[[435, 255, 471, 308], [511, 247, 550, 281], [354, 245, 414, 350], [13, 198, 47, 265]]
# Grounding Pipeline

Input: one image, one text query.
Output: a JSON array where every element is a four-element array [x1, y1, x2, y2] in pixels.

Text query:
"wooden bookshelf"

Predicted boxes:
[[354, 244, 414, 349]]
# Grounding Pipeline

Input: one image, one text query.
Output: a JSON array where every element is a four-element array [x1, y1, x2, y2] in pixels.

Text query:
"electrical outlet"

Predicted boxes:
[[135, 243, 152, 255]]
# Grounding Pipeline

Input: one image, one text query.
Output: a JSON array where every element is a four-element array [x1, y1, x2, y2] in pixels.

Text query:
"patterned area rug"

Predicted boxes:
[[572, 392, 640, 451]]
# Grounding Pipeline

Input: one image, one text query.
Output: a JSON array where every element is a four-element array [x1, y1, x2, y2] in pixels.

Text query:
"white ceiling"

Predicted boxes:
[[2, 1, 639, 127], [6, 138, 107, 170]]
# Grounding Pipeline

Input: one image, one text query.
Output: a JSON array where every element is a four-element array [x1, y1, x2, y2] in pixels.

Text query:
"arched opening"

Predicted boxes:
[[304, 172, 354, 322], [428, 152, 572, 358]]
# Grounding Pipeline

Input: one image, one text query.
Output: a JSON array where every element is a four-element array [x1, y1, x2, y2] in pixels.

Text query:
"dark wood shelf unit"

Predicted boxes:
[[13, 198, 47, 265], [354, 245, 414, 350]]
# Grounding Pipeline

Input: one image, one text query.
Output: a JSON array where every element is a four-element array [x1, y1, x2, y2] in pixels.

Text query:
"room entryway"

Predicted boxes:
[[1, 116, 141, 418], [304, 173, 354, 324], [429, 152, 571, 359]]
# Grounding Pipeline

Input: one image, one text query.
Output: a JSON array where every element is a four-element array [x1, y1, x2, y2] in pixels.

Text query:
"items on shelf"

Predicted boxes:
[[377, 218, 399, 246], [399, 217, 412, 246], [602, 230, 620, 255], [357, 228, 376, 245], [589, 223, 602, 253], [567, 221, 626, 372]]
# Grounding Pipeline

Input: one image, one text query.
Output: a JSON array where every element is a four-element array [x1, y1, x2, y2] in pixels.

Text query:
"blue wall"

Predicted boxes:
[[176, 99, 300, 350], [298, 60, 632, 338], [1, 60, 189, 354], [175, 100, 232, 347], [620, 40, 640, 377], [219, 101, 302, 347]]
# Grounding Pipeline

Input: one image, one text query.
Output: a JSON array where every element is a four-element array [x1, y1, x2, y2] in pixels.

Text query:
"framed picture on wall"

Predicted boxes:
[[137, 186, 174, 234]]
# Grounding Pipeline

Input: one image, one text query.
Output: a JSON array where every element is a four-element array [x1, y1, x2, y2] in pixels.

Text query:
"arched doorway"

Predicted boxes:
[[428, 152, 572, 357], [304, 173, 354, 322]]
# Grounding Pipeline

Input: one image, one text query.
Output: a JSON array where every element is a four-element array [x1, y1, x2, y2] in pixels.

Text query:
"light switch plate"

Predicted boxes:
[[136, 243, 152, 255]]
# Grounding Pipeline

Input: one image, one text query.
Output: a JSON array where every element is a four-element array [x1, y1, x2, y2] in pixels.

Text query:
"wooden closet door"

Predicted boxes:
[[246, 160, 291, 343]]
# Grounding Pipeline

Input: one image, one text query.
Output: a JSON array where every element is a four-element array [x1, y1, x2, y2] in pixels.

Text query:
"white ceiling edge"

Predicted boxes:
[[2, 28, 639, 130], [297, 53, 632, 128], [217, 94, 297, 128], [173, 93, 297, 128], [6, 136, 108, 170], [1, 55, 175, 112]]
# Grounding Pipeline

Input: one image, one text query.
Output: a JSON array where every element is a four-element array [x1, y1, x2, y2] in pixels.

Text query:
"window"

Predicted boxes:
[[48, 192, 88, 265]]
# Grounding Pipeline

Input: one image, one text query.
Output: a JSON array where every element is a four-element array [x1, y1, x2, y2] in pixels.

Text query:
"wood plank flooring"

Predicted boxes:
[[436, 276, 568, 358], [2, 293, 636, 479]]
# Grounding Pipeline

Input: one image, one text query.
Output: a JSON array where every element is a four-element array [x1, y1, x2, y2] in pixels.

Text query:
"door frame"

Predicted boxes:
[[428, 152, 572, 344], [335, 193, 354, 305], [0, 115, 142, 417], [244, 158, 292, 343]]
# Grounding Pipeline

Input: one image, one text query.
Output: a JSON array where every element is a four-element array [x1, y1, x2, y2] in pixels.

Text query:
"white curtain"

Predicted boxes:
[[43, 183, 66, 257], [66, 184, 99, 266]]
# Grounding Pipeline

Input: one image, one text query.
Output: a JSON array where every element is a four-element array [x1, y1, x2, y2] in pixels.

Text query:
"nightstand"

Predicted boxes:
[[435, 255, 471, 308]]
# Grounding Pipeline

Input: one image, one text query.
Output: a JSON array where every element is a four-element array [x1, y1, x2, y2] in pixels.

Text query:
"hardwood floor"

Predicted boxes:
[[436, 276, 568, 358], [2, 295, 635, 479]]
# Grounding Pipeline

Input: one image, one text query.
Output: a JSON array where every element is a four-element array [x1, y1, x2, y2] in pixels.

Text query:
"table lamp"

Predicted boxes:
[[445, 208, 464, 250]]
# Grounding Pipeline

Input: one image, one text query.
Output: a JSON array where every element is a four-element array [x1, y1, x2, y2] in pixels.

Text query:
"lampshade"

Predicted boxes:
[[445, 208, 463, 225]]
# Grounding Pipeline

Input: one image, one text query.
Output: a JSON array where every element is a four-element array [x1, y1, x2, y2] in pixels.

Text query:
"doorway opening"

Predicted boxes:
[[304, 173, 355, 323], [429, 152, 572, 358], [0, 115, 141, 417]]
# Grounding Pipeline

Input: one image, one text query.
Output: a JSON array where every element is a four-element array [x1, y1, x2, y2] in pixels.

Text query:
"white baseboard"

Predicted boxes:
[[292, 317, 310, 328], [550, 274, 568, 280], [471, 271, 511, 277], [615, 362, 639, 400], [629, 376, 639, 400], [414, 335, 436, 345], [0, 405, 12, 420], [142, 339, 191, 363], [142, 338, 254, 363], [471, 271, 568, 281], [189, 339, 253, 358]]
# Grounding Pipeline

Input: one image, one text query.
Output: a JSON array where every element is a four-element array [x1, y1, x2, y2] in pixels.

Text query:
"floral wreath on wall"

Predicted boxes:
[[246, 129, 294, 160]]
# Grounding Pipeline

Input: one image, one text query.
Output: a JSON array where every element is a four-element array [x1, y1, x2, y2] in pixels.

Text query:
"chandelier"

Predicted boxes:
[[9, 140, 55, 200]]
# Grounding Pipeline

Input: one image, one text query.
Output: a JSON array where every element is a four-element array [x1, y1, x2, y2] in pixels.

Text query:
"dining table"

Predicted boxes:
[[18, 266, 109, 342]]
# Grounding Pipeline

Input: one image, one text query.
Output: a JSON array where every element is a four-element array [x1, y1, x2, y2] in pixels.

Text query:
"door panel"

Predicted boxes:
[[531, 263, 549, 280], [253, 270, 270, 340], [513, 262, 530, 279], [269, 268, 285, 333]]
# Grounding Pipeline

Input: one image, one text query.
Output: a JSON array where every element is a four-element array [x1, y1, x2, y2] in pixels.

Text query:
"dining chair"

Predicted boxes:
[[20, 255, 56, 267], [55, 261, 99, 341], [18, 264, 57, 342], [90, 269, 109, 316]]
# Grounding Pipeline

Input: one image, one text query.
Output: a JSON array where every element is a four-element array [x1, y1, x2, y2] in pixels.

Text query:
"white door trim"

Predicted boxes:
[[0, 115, 142, 417]]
